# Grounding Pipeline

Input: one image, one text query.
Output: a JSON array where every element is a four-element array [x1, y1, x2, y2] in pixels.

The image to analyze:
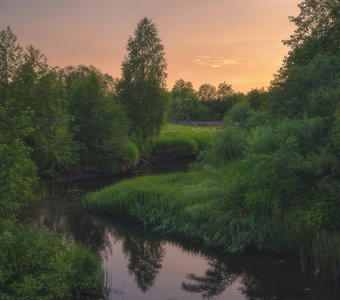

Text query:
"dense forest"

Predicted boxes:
[[1, 0, 340, 298]]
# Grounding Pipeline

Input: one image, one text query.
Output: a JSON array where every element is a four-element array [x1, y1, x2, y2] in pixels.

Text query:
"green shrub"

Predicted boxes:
[[202, 125, 246, 163], [0, 221, 102, 300]]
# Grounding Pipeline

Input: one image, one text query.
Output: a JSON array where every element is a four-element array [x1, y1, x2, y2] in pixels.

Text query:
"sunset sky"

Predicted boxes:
[[0, 0, 301, 92]]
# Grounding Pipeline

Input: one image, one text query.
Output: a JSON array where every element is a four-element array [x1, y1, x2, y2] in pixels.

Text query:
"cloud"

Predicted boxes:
[[194, 56, 239, 68]]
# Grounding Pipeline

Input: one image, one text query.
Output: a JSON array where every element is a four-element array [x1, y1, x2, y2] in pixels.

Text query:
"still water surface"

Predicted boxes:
[[27, 177, 340, 300]]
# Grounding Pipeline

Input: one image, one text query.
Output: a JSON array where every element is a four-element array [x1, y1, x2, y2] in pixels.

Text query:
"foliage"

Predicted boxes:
[[273, 0, 340, 90], [117, 18, 170, 149], [0, 28, 104, 299], [169, 94, 242, 122], [0, 222, 102, 299], [197, 83, 217, 101], [0, 102, 36, 219], [7, 45, 77, 176], [271, 54, 340, 118], [171, 79, 197, 101], [283, 0, 340, 68], [201, 125, 246, 164], [217, 82, 234, 101], [0, 26, 22, 101], [62, 65, 138, 173]]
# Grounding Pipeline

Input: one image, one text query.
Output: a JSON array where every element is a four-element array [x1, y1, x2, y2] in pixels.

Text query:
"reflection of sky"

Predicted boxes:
[[0, 0, 300, 92], [28, 179, 340, 300], [102, 236, 244, 300]]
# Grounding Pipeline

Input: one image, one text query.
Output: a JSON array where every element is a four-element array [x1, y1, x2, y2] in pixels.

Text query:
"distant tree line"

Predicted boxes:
[[168, 79, 265, 122]]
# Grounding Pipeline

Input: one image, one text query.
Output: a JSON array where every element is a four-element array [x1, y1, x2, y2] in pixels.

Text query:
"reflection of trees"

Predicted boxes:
[[122, 236, 165, 292], [181, 260, 239, 298], [102, 220, 167, 293], [29, 182, 111, 254], [181, 254, 340, 300], [239, 274, 276, 300]]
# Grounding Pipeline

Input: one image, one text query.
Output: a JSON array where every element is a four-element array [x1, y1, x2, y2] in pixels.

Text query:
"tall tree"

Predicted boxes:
[[117, 17, 170, 148], [0, 26, 23, 101], [274, 0, 340, 85], [271, 0, 340, 117], [11, 46, 76, 175], [62, 65, 138, 173], [284, 0, 340, 52]]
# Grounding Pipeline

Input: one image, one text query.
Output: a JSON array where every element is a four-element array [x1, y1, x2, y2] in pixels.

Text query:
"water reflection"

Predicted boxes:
[[123, 236, 165, 291], [182, 260, 238, 298], [181, 253, 340, 300], [102, 221, 166, 292], [27, 179, 340, 300], [28, 182, 112, 254]]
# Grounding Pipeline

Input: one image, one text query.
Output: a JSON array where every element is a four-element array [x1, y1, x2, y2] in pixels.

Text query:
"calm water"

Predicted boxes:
[[27, 178, 340, 300]]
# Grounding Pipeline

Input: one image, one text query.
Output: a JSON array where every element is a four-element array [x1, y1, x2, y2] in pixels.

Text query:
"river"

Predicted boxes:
[[27, 176, 340, 300]]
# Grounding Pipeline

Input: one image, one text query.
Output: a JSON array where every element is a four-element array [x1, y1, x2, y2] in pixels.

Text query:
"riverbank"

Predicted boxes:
[[28, 178, 340, 300], [84, 163, 340, 285]]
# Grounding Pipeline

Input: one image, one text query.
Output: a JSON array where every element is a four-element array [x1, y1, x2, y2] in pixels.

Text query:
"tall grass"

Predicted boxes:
[[85, 162, 340, 284], [85, 170, 219, 242]]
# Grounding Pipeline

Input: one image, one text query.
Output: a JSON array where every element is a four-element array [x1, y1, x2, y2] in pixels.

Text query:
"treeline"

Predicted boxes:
[[169, 79, 247, 121], [0, 18, 172, 178], [0, 33, 138, 177]]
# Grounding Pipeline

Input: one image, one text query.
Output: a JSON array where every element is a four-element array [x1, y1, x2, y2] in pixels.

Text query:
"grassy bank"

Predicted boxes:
[[85, 161, 340, 284], [84, 169, 216, 242], [151, 124, 220, 158]]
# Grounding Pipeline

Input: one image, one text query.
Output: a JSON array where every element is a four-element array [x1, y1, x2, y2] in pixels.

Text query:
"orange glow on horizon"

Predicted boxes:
[[0, 0, 301, 93]]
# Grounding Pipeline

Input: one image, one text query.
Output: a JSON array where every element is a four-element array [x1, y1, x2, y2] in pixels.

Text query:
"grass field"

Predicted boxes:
[[151, 124, 220, 157]]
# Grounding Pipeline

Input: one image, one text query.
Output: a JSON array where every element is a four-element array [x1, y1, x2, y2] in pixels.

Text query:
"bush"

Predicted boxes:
[[202, 125, 246, 163], [0, 222, 102, 299]]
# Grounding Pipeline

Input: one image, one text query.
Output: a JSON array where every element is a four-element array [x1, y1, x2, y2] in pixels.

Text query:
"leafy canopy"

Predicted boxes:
[[118, 18, 169, 149]]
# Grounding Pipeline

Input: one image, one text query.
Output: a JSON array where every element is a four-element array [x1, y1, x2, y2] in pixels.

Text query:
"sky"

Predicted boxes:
[[0, 0, 301, 93]]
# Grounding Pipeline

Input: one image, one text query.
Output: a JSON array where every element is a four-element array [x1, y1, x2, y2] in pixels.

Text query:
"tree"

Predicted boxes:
[[171, 79, 197, 101], [274, 0, 340, 85], [0, 101, 36, 219], [118, 17, 170, 148], [246, 88, 267, 110], [283, 0, 340, 52], [270, 0, 340, 118], [62, 66, 139, 172], [10, 46, 76, 175], [0, 26, 23, 101], [217, 82, 234, 100], [197, 83, 217, 101]]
